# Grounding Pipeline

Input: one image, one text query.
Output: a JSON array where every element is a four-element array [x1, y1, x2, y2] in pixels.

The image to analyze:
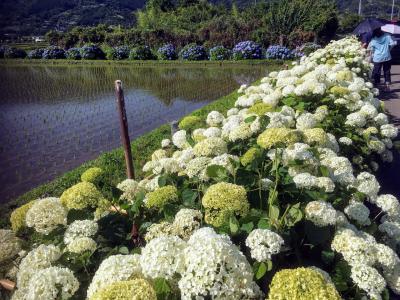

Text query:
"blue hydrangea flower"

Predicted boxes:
[[232, 41, 263, 60], [42, 46, 66, 59], [157, 44, 177, 60], [266, 45, 294, 60], [209, 46, 231, 61], [179, 44, 207, 61]]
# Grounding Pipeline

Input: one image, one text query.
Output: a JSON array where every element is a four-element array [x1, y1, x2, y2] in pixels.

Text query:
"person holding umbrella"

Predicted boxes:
[[368, 27, 397, 91]]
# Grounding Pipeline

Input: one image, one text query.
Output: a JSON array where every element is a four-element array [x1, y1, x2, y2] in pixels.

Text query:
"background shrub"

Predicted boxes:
[[209, 46, 231, 61], [232, 41, 263, 60], [299, 43, 321, 56], [157, 44, 177, 60], [129, 46, 156, 60], [66, 48, 82, 60], [106, 46, 130, 60], [179, 43, 207, 61], [80, 44, 105, 60], [4, 47, 27, 59], [27, 48, 45, 59], [266, 45, 294, 60], [42, 46, 66, 59]]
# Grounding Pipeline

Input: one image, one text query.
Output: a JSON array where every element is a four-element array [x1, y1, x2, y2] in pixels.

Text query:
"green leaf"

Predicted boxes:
[[256, 262, 267, 279], [229, 215, 239, 234], [284, 204, 303, 227], [332, 260, 351, 292], [182, 189, 197, 207], [119, 246, 129, 254], [269, 205, 280, 221], [241, 222, 254, 234], [266, 260, 273, 271], [158, 175, 167, 187], [206, 165, 227, 179], [319, 166, 330, 177], [321, 250, 335, 265], [257, 219, 270, 229], [154, 278, 171, 295], [382, 288, 390, 300], [244, 115, 257, 123]]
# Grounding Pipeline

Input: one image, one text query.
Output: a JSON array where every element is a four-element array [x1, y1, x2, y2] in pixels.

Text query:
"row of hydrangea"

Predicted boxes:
[[1, 37, 400, 300], [0, 42, 312, 61]]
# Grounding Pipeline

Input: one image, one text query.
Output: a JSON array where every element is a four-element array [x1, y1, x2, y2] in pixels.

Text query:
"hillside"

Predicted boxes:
[[1, 0, 399, 38]]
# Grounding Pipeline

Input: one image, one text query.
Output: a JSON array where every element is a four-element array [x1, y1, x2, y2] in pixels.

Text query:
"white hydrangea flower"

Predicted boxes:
[[245, 229, 284, 262], [350, 264, 386, 300], [316, 177, 335, 193], [376, 244, 400, 271], [314, 106, 329, 122], [293, 173, 318, 189], [356, 172, 380, 200], [172, 130, 189, 149], [161, 138, 171, 148], [381, 149, 394, 162], [140, 235, 186, 280], [179, 227, 263, 300], [345, 112, 366, 127], [296, 113, 317, 130], [209, 153, 239, 175], [25, 197, 67, 235], [260, 178, 274, 190], [117, 179, 142, 202], [206, 111, 224, 127], [64, 220, 98, 245], [359, 103, 378, 118], [338, 137, 353, 145], [379, 221, 400, 242], [87, 254, 142, 298], [344, 201, 371, 226], [381, 124, 398, 139], [184, 157, 211, 180], [376, 194, 400, 218], [25, 267, 79, 300], [283, 143, 313, 162], [192, 128, 206, 142], [305, 201, 336, 227], [238, 84, 248, 93], [374, 113, 389, 126], [67, 237, 97, 254], [172, 208, 203, 240], [16, 244, 62, 293], [331, 228, 377, 266], [384, 263, 400, 295], [203, 127, 222, 138], [227, 107, 239, 116]]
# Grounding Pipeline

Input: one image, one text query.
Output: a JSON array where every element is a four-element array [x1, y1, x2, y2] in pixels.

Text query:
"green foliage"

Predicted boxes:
[[178, 115, 204, 131], [129, 46, 156, 60], [10, 201, 35, 233], [81, 167, 104, 184]]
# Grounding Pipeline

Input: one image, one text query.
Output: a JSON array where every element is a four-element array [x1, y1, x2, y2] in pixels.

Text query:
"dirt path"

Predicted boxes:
[[376, 64, 400, 197]]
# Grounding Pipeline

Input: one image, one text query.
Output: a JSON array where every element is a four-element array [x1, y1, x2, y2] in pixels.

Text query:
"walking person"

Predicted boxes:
[[368, 28, 397, 91]]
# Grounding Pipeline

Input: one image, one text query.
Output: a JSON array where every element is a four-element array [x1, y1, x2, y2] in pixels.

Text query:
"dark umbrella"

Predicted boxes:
[[353, 18, 385, 35]]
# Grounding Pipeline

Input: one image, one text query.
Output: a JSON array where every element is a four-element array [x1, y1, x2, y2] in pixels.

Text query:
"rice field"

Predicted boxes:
[[0, 63, 270, 203]]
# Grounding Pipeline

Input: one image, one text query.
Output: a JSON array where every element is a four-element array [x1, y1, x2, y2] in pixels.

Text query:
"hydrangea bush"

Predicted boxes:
[[157, 44, 177, 60], [209, 46, 231, 61], [232, 41, 263, 60], [80, 44, 105, 60], [66, 48, 81, 60], [129, 46, 155, 60], [4, 37, 400, 300], [27, 48, 45, 59], [4, 47, 27, 59], [266, 45, 294, 60], [106, 46, 130, 60], [42, 46, 66, 59], [179, 43, 208, 61]]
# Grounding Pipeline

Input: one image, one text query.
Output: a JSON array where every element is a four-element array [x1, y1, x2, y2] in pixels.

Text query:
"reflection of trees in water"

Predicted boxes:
[[0, 65, 268, 105]]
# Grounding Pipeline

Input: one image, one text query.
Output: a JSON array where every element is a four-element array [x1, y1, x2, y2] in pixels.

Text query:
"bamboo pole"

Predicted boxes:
[[115, 80, 134, 179]]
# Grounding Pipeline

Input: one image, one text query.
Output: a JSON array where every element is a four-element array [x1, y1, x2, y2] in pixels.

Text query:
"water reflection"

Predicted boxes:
[[0, 64, 269, 203]]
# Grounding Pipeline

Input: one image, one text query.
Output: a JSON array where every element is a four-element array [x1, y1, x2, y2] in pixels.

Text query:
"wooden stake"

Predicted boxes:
[[115, 80, 134, 179]]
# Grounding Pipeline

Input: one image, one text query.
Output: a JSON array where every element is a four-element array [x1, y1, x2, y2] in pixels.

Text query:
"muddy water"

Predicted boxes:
[[0, 64, 269, 203]]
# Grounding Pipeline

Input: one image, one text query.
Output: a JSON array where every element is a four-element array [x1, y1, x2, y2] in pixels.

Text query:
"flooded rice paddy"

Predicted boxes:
[[0, 63, 270, 203]]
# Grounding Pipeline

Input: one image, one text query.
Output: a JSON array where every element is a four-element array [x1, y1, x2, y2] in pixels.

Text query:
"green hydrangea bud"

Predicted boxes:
[[257, 128, 301, 149], [60, 182, 107, 210], [144, 185, 178, 209], [268, 267, 341, 300], [89, 279, 156, 300], [179, 116, 204, 131], [10, 200, 35, 233], [81, 167, 104, 184], [202, 182, 249, 227]]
